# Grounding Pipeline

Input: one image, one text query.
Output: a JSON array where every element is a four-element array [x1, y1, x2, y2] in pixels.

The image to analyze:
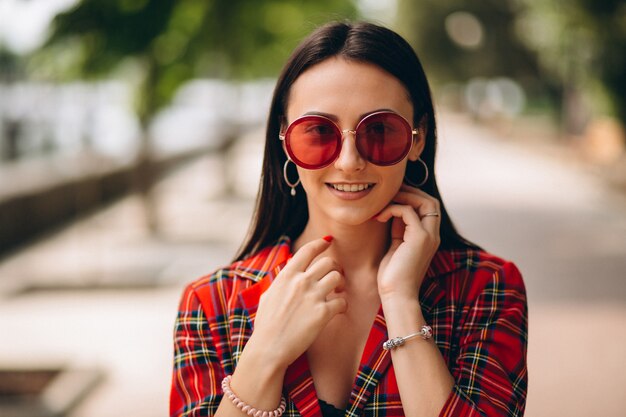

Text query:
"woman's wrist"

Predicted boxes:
[[222, 338, 288, 416], [380, 296, 426, 331], [378, 283, 420, 300], [379, 291, 420, 310], [222, 375, 287, 417], [241, 333, 290, 377]]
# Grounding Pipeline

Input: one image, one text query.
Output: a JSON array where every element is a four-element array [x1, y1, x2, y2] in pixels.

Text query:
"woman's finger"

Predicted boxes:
[[392, 192, 441, 235], [316, 270, 345, 295], [306, 256, 342, 281], [285, 237, 332, 272], [375, 204, 421, 229], [395, 192, 441, 235], [392, 191, 440, 218], [325, 296, 349, 316], [376, 203, 440, 239]]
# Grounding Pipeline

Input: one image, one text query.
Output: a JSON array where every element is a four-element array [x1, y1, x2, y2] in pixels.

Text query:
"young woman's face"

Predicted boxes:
[[284, 57, 424, 227]]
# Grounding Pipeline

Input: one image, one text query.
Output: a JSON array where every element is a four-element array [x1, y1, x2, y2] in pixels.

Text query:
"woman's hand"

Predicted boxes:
[[374, 185, 441, 301], [249, 237, 347, 369]]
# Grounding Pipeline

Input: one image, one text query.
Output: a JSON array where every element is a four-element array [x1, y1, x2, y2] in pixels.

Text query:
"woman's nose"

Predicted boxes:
[[333, 130, 367, 172]]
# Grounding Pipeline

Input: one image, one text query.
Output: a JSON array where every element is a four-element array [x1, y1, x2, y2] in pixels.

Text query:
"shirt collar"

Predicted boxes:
[[232, 235, 292, 283], [233, 235, 461, 283]]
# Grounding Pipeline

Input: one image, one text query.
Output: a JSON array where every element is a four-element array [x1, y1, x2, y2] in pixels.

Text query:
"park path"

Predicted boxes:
[[0, 113, 624, 416], [437, 114, 626, 417]]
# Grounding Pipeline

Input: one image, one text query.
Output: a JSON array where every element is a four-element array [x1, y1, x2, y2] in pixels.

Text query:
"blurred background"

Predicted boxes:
[[0, 0, 625, 416]]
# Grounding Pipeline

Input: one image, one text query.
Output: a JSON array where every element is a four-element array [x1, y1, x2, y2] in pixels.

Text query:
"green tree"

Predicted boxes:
[[397, 0, 626, 138], [517, 0, 626, 130], [40, 0, 357, 123], [0, 48, 25, 161], [396, 0, 555, 105], [36, 0, 357, 230]]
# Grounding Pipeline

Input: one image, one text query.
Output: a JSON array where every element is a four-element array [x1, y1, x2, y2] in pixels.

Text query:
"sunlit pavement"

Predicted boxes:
[[0, 113, 625, 416], [437, 114, 626, 417]]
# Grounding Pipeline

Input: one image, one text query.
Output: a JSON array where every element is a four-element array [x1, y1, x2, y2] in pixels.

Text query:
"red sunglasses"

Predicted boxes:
[[279, 111, 418, 170]]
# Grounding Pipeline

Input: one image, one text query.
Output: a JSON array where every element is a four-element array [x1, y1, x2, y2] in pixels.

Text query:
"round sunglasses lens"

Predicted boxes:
[[356, 113, 412, 165], [287, 117, 340, 168]]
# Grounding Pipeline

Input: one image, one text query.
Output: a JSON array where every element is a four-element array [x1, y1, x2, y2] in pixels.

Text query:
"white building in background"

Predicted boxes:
[[0, 79, 274, 163]]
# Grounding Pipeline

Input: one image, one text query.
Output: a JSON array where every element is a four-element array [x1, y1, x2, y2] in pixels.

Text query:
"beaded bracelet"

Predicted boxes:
[[383, 325, 433, 350], [221, 375, 287, 417]]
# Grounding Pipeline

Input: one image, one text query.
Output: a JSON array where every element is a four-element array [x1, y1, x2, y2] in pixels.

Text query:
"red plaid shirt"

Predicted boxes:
[[170, 236, 528, 417]]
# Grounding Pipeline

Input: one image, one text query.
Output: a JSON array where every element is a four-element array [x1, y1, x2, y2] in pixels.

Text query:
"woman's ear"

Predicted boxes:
[[279, 116, 289, 154], [408, 114, 428, 161]]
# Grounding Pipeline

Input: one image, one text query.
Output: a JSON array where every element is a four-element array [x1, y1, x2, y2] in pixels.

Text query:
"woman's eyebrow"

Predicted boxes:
[[358, 108, 397, 119], [301, 108, 398, 121], [301, 111, 339, 121]]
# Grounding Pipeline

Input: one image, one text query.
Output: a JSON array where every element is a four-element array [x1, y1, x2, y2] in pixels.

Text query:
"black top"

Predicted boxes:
[[318, 399, 344, 417]]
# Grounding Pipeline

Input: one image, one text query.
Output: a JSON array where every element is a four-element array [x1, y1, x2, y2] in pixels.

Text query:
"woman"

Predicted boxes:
[[170, 21, 528, 417]]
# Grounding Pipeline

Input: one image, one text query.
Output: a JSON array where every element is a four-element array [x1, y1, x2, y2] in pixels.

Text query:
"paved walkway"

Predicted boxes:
[[437, 114, 626, 417], [0, 114, 624, 416]]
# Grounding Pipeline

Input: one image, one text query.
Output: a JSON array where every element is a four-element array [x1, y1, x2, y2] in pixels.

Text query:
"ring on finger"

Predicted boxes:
[[420, 212, 440, 219]]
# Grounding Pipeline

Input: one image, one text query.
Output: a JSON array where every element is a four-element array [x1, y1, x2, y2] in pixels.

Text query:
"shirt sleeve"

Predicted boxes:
[[439, 261, 528, 417], [170, 284, 227, 417]]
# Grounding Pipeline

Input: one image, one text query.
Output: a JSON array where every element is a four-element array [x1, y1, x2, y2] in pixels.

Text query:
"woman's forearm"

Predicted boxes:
[[381, 297, 454, 417]]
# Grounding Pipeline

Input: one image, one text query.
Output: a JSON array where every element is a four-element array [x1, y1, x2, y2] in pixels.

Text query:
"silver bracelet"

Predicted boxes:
[[383, 325, 433, 350]]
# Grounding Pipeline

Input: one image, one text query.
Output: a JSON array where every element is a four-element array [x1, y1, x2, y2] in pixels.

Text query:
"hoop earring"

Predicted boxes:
[[404, 157, 429, 188], [283, 159, 301, 196]]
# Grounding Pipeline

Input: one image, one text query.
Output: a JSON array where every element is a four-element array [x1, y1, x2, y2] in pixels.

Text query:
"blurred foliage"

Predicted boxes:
[[36, 0, 357, 123], [396, 0, 626, 130], [33, 0, 626, 133], [516, 0, 626, 125], [396, 0, 554, 100], [0, 47, 24, 83]]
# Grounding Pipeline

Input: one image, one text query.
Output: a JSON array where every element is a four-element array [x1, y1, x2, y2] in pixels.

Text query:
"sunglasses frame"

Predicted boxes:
[[279, 111, 419, 170]]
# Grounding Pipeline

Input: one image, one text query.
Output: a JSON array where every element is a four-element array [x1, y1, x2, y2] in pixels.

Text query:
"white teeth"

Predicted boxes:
[[331, 183, 372, 192]]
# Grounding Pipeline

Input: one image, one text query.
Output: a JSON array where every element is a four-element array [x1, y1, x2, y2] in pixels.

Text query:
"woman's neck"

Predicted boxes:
[[293, 218, 391, 291]]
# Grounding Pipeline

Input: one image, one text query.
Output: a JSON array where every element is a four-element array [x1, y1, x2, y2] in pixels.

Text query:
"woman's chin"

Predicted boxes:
[[317, 207, 383, 228]]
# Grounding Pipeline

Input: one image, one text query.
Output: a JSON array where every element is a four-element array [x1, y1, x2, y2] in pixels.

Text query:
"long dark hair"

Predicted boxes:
[[235, 21, 477, 260]]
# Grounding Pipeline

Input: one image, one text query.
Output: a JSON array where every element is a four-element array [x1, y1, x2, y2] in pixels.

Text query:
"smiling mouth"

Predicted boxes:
[[328, 183, 375, 192]]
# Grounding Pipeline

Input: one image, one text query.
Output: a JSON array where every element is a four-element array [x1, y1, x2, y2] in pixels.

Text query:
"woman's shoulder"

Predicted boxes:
[[430, 246, 526, 303]]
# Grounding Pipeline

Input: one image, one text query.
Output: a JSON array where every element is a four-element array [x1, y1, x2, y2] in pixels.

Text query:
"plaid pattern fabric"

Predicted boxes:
[[170, 236, 528, 417]]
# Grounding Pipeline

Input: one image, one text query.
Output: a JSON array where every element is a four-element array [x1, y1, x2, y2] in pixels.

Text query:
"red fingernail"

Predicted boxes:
[[323, 235, 333, 242]]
